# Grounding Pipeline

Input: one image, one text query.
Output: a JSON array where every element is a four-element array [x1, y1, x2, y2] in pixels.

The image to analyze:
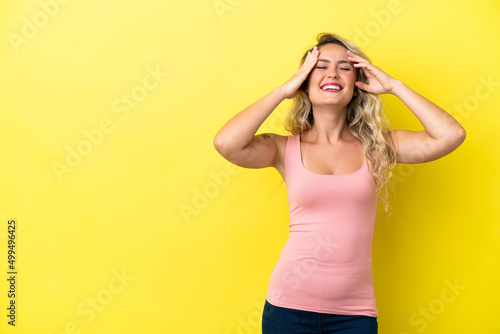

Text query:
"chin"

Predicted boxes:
[[311, 98, 350, 107]]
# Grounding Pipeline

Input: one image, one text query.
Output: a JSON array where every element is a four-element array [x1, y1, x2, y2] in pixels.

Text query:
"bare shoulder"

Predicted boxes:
[[368, 132, 395, 154], [255, 132, 290, 179], [272, 133, 289, 148], [256, 132, 289, 158], [255, 132, 288, 146]]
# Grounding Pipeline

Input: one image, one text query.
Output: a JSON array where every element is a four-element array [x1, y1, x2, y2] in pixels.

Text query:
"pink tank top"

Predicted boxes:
[[265, 133, 379, 317]]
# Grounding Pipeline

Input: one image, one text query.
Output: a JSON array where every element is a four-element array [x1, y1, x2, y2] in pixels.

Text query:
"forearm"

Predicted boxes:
[[214, 87, 287, 152], [391, 80, 466, 140]]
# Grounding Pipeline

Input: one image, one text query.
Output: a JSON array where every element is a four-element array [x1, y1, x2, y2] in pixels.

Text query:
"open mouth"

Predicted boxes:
[[320, 83, 343, 92]]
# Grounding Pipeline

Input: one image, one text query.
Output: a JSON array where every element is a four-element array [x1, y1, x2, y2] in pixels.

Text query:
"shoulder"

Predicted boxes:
[[368, 132, 395, 155], [256, 133, 293, 172], [277, 133, 295, 152], [384, 131, 396, 145], [256, 132, 291, 148]]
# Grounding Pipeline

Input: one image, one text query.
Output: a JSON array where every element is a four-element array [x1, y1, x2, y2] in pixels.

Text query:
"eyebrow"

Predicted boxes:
[[317, 59, 353, 66]]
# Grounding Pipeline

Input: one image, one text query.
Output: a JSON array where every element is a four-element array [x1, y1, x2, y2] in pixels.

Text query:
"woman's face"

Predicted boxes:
[[306, 43, 358, 109]]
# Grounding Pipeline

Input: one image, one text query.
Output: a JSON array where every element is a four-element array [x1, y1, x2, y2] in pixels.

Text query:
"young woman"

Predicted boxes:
[[213, 33, 466, 334]]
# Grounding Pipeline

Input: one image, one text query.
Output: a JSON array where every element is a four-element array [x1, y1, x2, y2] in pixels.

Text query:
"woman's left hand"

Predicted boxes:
[[347, 50, 399, 95]]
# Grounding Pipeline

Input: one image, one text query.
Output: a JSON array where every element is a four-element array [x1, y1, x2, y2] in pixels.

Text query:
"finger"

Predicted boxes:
[[349, 57, 370, 66], [355, 81, 371, 92], [347, 54, 371, 67], [346, 52, 366, 60], [303, 48, 317, 63], [352, 62, 371, 70], [302, 49, 319, 68], [299, 57, 314, 72], [346, 50, 368, 61], [353, 62, 378, 74], [355, 81, 366, 89], [353, 63, 372, 73], [309, 46, 319, 59]]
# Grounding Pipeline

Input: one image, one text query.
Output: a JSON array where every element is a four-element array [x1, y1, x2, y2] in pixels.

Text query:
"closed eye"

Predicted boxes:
[[315, 66, 352, 70]]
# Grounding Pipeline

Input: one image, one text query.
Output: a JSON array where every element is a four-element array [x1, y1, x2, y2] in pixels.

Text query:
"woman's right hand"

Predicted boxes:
[[278, 46, 319, 99]]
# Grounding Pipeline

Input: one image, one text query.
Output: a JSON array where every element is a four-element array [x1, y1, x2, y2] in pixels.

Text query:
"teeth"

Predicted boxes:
[[322, 85, 341, 91]]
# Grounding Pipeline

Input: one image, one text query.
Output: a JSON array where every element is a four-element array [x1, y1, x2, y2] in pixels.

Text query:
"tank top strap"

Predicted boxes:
[[285, 133, 374, 182], [284, 134, 301, 183]]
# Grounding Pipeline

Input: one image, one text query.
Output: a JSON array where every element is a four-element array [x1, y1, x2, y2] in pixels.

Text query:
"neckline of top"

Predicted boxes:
[[296, 133, 366, 176]]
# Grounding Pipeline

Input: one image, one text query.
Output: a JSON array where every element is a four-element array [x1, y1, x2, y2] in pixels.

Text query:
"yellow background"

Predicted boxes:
[[0, 0, 499, 333]]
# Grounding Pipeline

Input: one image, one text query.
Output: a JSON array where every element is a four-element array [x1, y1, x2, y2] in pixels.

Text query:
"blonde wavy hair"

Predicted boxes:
[[284, 32, 397, 219]]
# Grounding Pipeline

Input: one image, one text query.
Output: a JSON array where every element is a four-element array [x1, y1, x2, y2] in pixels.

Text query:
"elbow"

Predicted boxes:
[[213, 133, 233, 157], [456, 126, 466, 146], [444, 127, 466, 151], [453, 118, 467, 143], [213, 133, 225, 155], [445, 123, 466, 144], [460, 128, 466, 143]]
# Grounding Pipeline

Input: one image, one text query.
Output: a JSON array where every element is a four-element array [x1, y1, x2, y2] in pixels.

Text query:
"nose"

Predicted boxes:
[[327, 68, 339, 79]]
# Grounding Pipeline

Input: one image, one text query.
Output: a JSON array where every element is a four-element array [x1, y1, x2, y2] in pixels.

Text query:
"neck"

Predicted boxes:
[[305, 105, 351, 144]]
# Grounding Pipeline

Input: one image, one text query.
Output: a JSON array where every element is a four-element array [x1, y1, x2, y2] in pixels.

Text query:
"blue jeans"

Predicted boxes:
[[262, 300, 378, 334]]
